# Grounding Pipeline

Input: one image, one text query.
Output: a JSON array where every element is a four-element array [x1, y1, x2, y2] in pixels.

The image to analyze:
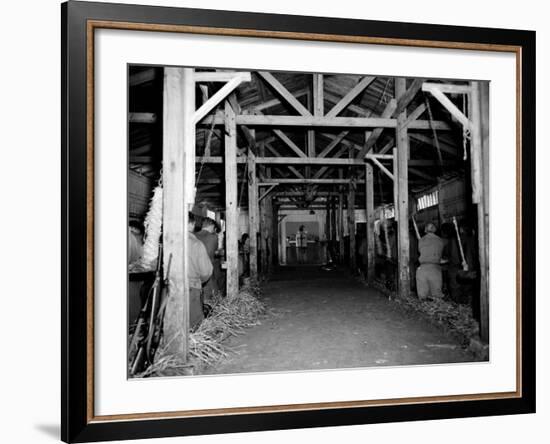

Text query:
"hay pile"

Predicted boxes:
[[136, 281, 265, 377], [189, 282, 264, 367], [356, 275, 479, 346], [393, 293, 479, 345]]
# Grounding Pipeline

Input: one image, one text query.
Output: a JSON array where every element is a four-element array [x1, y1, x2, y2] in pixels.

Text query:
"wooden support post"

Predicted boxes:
[[247, 151, 259, 280], [395, 78, 411, 299], [365, 163, 375, 283], [331, 196, 337, 258], [162, 67, 194, 359], [325, 196, 331, 263], [471, 81, 490, 342], [224, 101, 239, 297], [260, 196, 267, 274], [338, 189, 345, 263], [272, 200, 279, 267], [265, 194, 274, 272], [393, 148, 399, 221], [348, 182, 356, 271]]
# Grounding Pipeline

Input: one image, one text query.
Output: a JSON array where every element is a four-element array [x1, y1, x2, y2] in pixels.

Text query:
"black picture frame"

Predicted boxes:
[[61, 1, 536, 442]]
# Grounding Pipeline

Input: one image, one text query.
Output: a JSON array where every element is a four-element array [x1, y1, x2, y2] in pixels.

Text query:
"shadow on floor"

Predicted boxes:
[[34, 424, 59, 440]]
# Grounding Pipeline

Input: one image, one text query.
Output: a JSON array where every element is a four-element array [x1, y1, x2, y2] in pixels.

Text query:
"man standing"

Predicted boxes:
[[416, 222, 446, 300], [296, 225, 308, 264], [187, 212, 213, 328], [194, 217, 219, 304]]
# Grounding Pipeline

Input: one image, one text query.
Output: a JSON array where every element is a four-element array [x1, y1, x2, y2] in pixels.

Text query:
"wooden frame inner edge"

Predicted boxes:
[[85, 19, 523, 423]]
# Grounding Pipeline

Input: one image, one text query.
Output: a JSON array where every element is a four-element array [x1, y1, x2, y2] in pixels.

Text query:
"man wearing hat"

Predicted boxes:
[[416, 222, 446, 300], [187, 211, 213, 328], [195, 216, 220, 305]]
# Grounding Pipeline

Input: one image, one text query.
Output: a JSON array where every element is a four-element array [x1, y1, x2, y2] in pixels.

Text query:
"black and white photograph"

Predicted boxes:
[[127, 67, 490, 378]]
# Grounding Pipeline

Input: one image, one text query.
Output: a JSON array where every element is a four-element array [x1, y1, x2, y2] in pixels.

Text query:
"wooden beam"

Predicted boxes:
[[313, 74, 324, 116], [393, 148, 399, 221], [368, 156, 394, 180], [275, 191, 366, 197], [264, 143, 304, 178], [259, 184, 278, 201], [330, 196, 337, 253], [193, 155, 453, 168], [357, 99, 398, 157], [325, 196, 331, 262], [326, 76, 375, 118], [314, 145, 347, 179], [365, 163, 375, 283], [162, 67, 193, 360], [325, 91, 370, 116], [224, 101, 239, 297], [348, 181, 356, 271], [246, 88, 309, 113], [394, 78, 424, 116], [227, 94, 256, 152], [129, 112, 157, 123], [273, 129, 307, 158], [130, 68, 155, 86], [470, 81, 489, 342], [423, 83, 470, 129], [480, 81, 490, 343], [194, 72, 251, 124], [378, 140, 395, 155], [338, 188, 345, 263], [260, 178, 365, 185], [272, 201, 280, 266], [256, 157, 365, 166], [404, 103, 427, 127], [194, 71, 251, 82], [201, 113, 452, 130], [395, 78, 411, 299], [422, 83, 472, 94], [247, 151, 259, 280], [318, 131, 349, 158], [256, 71, 312, 116]]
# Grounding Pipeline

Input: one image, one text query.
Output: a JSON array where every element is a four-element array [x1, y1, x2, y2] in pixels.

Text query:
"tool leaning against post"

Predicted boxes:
[[412, 214, 421, 241], [452, 216, 478, 281], [129, 244, 171, 376]]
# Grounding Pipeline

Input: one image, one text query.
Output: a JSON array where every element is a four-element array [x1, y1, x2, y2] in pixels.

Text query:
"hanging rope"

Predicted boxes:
[[196, 104, 219, 185], [424, 95, 444, 173], [462, 93, 470, 161], [238, 161, 248, 209]]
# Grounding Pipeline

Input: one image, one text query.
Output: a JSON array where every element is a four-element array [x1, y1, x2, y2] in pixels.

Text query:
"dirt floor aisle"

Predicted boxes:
[[203, 266, 476, 375]]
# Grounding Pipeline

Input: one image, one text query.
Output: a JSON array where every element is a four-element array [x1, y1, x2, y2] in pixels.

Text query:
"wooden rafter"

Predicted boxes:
[[193, 72, 251, 124], [356, 99, 398, 157], [265, 143, 304, 178], [256, 71, 311, 116], [394, 78, 424, 115], [404, 102, 427, 126], [326, 76, 376, 118], [318, 131, 349, 158], [422, 83, 470, 129], [272, 130, 306, 158]]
